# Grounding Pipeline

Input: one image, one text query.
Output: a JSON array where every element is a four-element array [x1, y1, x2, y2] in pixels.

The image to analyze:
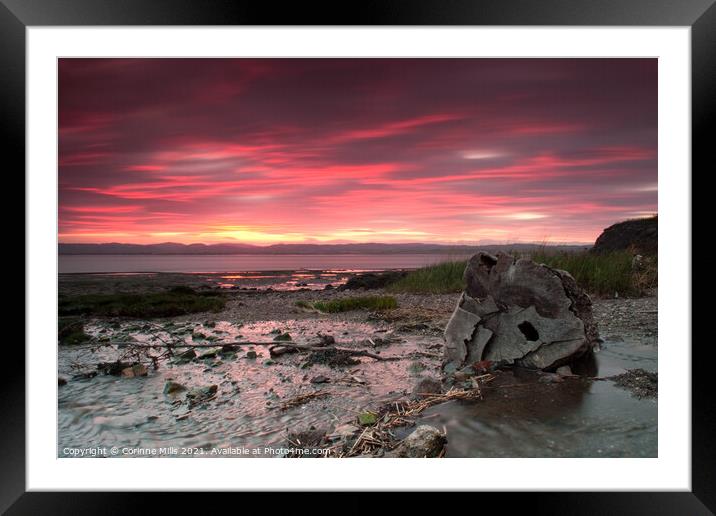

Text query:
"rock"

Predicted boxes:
[[273, 332, 292, 342], [556, 365, 573, 376], [187, 384, 218, 401], [198, 349, 219, 359], [538, 373, 564, 384], [358, 411, 377, 426], [444, 252, 597, 373], [305, 348, 360, 367], [245, 350, 257, 359], [121, 364, 148, 378], [412, 377, 442, 398], [285, 427, 328, 457], [163, 380, 187, 394], [592, 216, 657, 255], [339, 271, 408, 291], [310, 375, 330, 384], [392, 425, 446, 458], [324, 284, 335, 290], [58, 377, 68, 386], [97, 360, 133, 376], [315, 333, 335, 347], [287, 427, 325, 447], [72, 371, 97, 381], [173, 349, 197, 365]]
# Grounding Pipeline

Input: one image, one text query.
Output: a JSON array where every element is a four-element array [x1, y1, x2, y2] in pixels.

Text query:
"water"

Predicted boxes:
[[58, 318, 442, 457], [59, 253, 470, 274], [411, 340, 658, 458]]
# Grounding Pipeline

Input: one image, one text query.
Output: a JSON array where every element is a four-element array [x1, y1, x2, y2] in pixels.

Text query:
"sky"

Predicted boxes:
[[58, 58, 657, 245]]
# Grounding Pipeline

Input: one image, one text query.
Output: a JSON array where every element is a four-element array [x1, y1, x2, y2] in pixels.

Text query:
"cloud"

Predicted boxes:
[[58, 58, 657, 244]]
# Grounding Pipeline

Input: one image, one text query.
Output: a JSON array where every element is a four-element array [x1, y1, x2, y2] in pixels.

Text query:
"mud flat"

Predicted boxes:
[[57, 272, 657, 458]]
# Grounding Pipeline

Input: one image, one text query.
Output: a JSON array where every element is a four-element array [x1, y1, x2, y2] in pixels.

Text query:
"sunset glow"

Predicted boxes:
[[58, 58, 657, 245]]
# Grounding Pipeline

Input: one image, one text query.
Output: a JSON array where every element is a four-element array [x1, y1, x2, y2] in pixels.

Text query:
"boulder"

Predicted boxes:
[[392, 425, 446, 458], [444, 252, 597, 372]]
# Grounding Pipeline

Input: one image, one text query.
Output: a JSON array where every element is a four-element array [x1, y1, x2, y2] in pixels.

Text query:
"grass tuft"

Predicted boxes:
[[58, 287, 226, 318], [310, 296, 398, 313]]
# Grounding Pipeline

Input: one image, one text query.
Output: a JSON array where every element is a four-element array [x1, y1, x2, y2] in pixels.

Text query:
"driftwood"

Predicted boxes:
[[85, 339, 398, 362]]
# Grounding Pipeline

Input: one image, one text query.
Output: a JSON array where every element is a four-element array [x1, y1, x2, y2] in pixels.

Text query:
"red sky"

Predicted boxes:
[[58, 58, 657, 245]]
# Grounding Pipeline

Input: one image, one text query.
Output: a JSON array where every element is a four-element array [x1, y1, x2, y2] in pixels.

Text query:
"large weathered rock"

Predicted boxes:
[[444, 252, 597, 372]]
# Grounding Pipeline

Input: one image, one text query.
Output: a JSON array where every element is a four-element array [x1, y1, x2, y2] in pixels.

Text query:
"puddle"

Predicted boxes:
[[206, 270, 352, 291]]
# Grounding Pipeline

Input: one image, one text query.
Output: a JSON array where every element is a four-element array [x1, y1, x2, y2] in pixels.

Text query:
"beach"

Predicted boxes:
[[58, 269, 657, 458]]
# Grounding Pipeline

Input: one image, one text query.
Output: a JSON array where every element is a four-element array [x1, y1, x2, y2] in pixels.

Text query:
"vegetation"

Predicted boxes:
[[386, 249, 657, 297], [58, 286, 226, 318], [58, 317, 90, 345], [302, 295, 398, 313], [531, 249, 656, 297], [386, 260, 467, 294]]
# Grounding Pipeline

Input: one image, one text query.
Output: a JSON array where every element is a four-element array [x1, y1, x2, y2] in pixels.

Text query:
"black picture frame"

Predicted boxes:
[[4, 0, 711, 512]]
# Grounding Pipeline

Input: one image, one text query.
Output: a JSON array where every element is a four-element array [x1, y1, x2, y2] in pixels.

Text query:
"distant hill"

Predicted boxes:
[[592, 216, 658, 255], [58, 242, 590, 256]]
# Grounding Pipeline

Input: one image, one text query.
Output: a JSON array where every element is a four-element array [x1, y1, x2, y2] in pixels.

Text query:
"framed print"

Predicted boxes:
[[5, 0, 712, 512]]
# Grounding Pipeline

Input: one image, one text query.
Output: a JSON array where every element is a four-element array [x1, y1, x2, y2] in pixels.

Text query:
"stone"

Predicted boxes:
[[173, 349, 197, 365], [273, 332, 292, 342], [187, 384, 218, 401], [443, 252, 597, 373], [198, 349, 219, 359], [58, 377, 68, 386], [121, 364, 148, 378], [163, 380, 187, 395], [245, 350, 258, 359], [97, 360, 133, 376], [392, 425, 446, 458], [310, 375, 330, 384], [315, 333, 335, 347], [556, 365, 573, 376], [412, 377, 442, 399]]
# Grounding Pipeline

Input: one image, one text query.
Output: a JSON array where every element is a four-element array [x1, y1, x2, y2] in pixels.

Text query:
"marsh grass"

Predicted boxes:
[[58, 286, 226, 318], [386, 249, 656, 297], [531, 249, 653, 297], [386, 260, 467, 294], [309, 295, 398, 313], [58, 317, 90, 345]]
